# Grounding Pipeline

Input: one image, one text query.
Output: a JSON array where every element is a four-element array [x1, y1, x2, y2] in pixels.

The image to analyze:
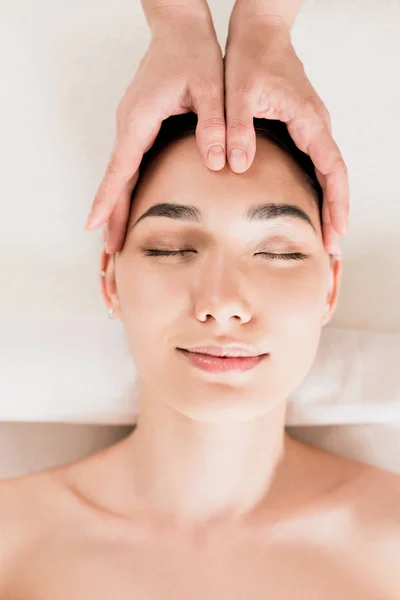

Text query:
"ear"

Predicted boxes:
[[321, 255, 342, 326], [99, 250, 122, 320]]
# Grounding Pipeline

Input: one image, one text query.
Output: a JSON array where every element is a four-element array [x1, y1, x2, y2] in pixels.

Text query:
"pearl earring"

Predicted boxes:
[[107, 307, 116, 319]]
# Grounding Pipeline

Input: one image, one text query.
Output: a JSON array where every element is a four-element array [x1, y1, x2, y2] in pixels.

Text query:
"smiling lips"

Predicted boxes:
[[176, 348, 268, 373]]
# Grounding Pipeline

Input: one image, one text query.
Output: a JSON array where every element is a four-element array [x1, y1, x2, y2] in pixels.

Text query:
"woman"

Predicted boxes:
[[1, 2, 399, 598], [1, 113, 400, 599]]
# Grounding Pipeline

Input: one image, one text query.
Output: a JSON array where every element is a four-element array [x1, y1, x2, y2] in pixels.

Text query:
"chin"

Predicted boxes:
[[162, 382, 284, 425]]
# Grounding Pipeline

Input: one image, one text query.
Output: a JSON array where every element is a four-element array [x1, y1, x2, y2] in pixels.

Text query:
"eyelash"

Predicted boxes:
[[143, 250, 307, 261]]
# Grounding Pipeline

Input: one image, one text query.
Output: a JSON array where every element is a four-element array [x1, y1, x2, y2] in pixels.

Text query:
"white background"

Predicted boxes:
[[2, 0, 399, 330], [1, 0, 399, 476]]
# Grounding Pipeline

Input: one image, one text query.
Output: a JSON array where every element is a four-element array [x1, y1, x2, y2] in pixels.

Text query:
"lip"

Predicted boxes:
[[180, 345, 261, 358], [176, 348, 268, 373]]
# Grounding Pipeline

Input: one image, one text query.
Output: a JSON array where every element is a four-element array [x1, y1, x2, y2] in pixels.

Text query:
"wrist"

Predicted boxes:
[[227, 8, 291, 53], [228, 0, 297, 34], [229, 10, 288, 34], [145, 2, 215, 39]]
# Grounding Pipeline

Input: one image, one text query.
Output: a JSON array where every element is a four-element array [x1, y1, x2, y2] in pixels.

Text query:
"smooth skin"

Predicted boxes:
[[1, 130, 399, 600], [84, 0, 349, 257]]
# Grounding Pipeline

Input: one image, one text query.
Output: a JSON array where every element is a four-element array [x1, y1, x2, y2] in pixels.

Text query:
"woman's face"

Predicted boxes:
[[102, 134, 341, 423]]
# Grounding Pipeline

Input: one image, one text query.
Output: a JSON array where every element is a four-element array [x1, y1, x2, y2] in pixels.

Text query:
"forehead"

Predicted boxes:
[[128, 134, 319, 228]]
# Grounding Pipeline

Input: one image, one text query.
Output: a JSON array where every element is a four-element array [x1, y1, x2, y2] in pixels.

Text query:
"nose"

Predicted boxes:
[[194, 256, 253, 326]]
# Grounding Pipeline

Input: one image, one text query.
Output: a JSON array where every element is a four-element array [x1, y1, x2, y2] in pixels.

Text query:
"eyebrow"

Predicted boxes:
[[129, 202, 316, 233]]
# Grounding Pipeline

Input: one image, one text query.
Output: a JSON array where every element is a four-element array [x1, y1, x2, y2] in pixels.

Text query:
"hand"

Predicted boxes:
[[224, 16, 349, 256], [84, 16, 225, 254]]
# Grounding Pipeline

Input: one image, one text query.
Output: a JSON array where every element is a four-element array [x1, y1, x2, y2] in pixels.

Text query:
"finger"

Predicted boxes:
[[192, 82, 226, 171], [320, 175, 341, 256], [324, 109, 332, 135], [323, 220, 342, 257], [286, 109, 349, 236], [85, 116, 161, 230], [104, 180, 135, 254], [225, 88, 257, 173], [314, 100, 332, 135]]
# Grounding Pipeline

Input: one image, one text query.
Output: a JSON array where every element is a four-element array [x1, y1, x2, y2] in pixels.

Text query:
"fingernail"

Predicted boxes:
[[207, 145, 225, 170], [229, 148, 247, 172], [84, 213, 94, 230], [85, 210, 105, 230]]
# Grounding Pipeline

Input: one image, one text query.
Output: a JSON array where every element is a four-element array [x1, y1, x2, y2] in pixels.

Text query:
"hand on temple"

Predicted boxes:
[[84, 3, 225, 254], [85, 0, 348, 257], [224, 4, 349, 255]]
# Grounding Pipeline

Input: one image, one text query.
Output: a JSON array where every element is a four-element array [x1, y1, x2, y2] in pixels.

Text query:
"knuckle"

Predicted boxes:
[[200, 116, 225, 133], [314, 99, 331, 123], [227, 117, 250, 138], [260, 80, 295, 118], [337, 156, 348, 177], [105, 157, 119, 177], [295, 95, 313, 116], [321, 103, 331, 121], [295, 97, 329, 132]]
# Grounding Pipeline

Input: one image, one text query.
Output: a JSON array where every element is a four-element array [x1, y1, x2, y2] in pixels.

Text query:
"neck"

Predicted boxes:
[[108, 386, 301, 527]]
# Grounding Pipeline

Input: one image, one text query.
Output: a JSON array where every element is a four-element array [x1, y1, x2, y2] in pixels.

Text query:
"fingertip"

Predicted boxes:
[[207, 145, 226, 170], [228, 148, 248, 173], [84, 215, 96, 231], [329, 238, 342, 257], [332, 210, 349, 237], [84, 213, 105, 230]]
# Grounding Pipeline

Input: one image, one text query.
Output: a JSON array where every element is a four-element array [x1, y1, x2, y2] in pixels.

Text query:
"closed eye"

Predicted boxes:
[[144, 249, 195, 257], [144, 249, 307, 261], [255, 252, 307, 261]]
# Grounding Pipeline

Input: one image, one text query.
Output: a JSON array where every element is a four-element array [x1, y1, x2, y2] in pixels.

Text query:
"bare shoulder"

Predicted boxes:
[[357, 464, 400, 520], [0, 465, 79, 531], [0, 476, 36, 593], [0, 469, 76, 592], [351, 465, 400, 593]]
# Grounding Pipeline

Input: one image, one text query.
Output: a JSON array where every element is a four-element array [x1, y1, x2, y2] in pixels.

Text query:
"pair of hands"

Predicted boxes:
[[84, 12, 349, 256]]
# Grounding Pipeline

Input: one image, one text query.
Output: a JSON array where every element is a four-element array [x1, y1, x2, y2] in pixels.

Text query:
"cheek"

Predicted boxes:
[[262, 264, 327, 320], [258, 266, 326, 362], [116, 262, 186, 349], [128, 271, 175, 313], [262, 268, 327, 386]]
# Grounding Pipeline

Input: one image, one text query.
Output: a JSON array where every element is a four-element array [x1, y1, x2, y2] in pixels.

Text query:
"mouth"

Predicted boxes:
[[176, 348, 268, 374]]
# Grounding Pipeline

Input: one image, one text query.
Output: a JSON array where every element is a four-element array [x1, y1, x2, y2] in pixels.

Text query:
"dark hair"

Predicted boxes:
[[130, 112, 323, 225]]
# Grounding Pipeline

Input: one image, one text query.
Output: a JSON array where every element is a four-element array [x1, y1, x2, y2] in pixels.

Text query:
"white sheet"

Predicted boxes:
[[1, 318, 399, 426]]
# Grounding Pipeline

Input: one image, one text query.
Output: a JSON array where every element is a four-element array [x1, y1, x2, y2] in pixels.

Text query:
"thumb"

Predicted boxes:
[[225, 93, 256, 174], [192, 85, 226, 171]]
